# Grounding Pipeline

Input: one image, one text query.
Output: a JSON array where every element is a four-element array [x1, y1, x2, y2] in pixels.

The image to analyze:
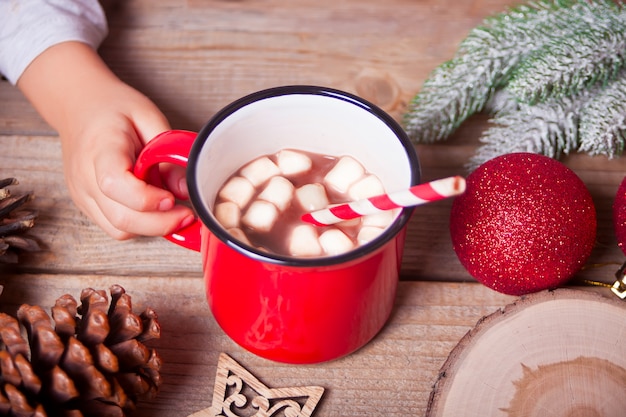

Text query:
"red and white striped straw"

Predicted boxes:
[[302, 176, 466, 226]]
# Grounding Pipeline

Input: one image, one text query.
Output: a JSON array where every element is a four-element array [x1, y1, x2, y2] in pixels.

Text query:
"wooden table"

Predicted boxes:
[[0, 1, 624, 416]]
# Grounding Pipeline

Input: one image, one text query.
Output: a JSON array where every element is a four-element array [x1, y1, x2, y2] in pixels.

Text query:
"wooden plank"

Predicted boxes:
[[1, 0, 521, 134], [1, 0, 625, 282], [1, 131, 625, 282], [0, 1, 625, 415], [0, 134, 203, 277], [0, 83, 51, 136], [0, 275, 516, 417], [98, 0, 519, 128]]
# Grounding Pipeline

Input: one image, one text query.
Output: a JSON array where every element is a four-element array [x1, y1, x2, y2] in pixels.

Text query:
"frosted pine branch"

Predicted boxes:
[[404, 0, 620, 143], [459, 0, 579, 55], [478, 0, 576, 28], [578, 73, 626, 158], [468, 88, 595, 170], [507, 19, 626, 104], [404, 1, 556, 142], [483, 89, 520, 115], [403, 55, 505, 142]]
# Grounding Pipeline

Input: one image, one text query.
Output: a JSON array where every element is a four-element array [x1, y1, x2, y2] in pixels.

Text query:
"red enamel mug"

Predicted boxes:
[[134, 86, 420, 364]]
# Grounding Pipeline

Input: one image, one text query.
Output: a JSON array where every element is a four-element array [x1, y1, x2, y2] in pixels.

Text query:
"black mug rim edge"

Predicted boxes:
[[187, 85, 421, 267]]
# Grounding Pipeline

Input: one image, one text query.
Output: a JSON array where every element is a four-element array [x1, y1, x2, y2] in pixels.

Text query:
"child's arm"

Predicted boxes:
[[16, 41, 194, 239]]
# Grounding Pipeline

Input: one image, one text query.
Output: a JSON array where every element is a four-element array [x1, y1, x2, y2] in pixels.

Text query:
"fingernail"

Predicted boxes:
[[179, 214, 196, 229], [158, 198, 174, 211], [179, 178, 188, 196]]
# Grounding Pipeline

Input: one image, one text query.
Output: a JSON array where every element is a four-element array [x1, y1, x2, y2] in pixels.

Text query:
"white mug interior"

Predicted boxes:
[[188, 87, 419, 262]]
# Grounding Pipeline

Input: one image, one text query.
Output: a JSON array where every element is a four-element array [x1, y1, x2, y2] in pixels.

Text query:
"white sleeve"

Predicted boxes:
[[0, 0, 108, 84]]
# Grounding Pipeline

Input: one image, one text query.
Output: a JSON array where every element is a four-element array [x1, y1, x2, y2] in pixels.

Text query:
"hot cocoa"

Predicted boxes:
[[213, 149, 396, 257]]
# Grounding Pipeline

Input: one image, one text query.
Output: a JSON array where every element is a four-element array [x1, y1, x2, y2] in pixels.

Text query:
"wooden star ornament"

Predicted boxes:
[[188, 353, 324, 417]]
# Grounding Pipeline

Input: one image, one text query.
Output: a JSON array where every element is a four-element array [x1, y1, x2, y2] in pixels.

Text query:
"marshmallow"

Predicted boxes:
[[362, 209, 397, 228], [277, 149, 313, 177], [218, 176, 255, 208], [240, 156, 281, 187], [295, 183, 329, 211], [227, 227, 251, 245], [324, 156, 365, 193], [241, 200, 279, 232], [289, 225, 322, 257], [214, 201, 241, 229], [348, 174, 385, 200], [357, 226, 385, 245], [319, 229, 355, 256], [258, 176, 294, 212]]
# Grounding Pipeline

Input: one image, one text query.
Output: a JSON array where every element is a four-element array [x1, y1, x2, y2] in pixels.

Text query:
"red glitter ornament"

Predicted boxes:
[[450, 153, 596, 296], [614, 177, 626, 255]]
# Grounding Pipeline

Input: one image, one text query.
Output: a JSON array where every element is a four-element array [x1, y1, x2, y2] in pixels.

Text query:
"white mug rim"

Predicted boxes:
[[187, 85, 421, 267]]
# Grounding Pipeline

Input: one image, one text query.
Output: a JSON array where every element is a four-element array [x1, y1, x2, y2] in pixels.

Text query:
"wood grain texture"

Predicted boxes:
[[427, 288, 626, 417], [1, 0, 626, 415], [1, 130, 624, 281], [201, 353, 325, 417], [1, 0, 519, 135], [2, 0, 624, 281], [0, 275, 514, 417], [0, 135, 203, 277]]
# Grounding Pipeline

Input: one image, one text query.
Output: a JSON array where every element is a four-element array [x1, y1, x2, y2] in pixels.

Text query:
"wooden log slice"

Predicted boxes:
[[426, 288, 626, 417]]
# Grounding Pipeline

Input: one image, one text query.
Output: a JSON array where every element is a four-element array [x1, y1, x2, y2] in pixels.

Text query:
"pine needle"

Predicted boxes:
[[404, 0, 621, 143], [403, 55, 505, 142], [507, 18, 626, 104], [483, 89, 520, 115], [468, 87, 595, 170], [578, 72, 626, 158]]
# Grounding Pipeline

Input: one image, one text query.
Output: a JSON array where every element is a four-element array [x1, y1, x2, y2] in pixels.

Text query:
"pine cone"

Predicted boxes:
[[0, 178, 40, 263], [0, 285, 162, 417]]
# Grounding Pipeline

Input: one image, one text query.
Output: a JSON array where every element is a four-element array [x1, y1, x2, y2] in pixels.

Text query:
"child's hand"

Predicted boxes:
[[60, 83, 195, 240], [18, 42, 195, 239]]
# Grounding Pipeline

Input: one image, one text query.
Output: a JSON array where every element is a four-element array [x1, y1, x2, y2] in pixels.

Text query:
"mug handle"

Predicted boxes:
[[133, 130, 202, 251]]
